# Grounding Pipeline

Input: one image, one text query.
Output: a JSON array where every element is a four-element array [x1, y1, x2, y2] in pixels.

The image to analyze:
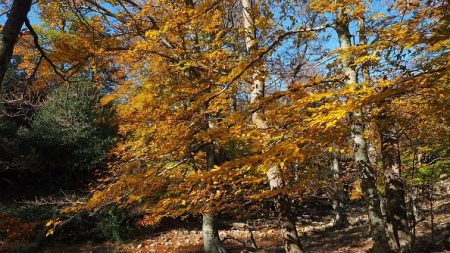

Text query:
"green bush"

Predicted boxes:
[[15, 205, 59, 223], [93, 205, 128, 242], [54, 205, 130, 242], [29, 82, 116, 174]]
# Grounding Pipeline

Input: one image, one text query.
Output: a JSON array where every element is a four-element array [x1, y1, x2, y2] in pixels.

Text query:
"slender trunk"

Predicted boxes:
[[351, 110, 389, 253], [331, 154, 349, 228], [242, 0, 304, 252], [335, 14, 389, 253], [242, 0, 266, 129], [429, 184, 435, 243], [410, 194, 417, 245], [202, 143, 228, 253], [409, 150, 418, 245], [379, 112, 411, 252], [0, 0, 33, 87]]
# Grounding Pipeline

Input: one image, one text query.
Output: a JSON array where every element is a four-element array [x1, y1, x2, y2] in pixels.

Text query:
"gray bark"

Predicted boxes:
[[0, 0, 32, 87], [334, 13, 390, 253], [242, 0, 267, 129], [331, 154, 349, 228], [202, 143, 228, 253], [242, 0, 304, 252], [192, 0, 227, 250], [368, 143, 378, 168], [203, 214, 227, 253], [351, 109, 389, 253], [409, 152, 419, 245], [379, 112, 411, 252]]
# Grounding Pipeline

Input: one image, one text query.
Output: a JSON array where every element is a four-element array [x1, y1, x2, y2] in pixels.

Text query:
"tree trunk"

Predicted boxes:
[[242, 0, 304, 252], [241, 0, 267, 129], [331, 154, 349, 228], [202, 143, 228, 253], [203, 213, 228, 253], [428, 184, 435, 244], [0, 0, 33, 87], [368, 143, 378, 168], [334, 13, 390, 253], [267, 167, 305, 253], [409, 151, 418, 245], [379, 114, 411, 252], [351, 110, 389, 253]]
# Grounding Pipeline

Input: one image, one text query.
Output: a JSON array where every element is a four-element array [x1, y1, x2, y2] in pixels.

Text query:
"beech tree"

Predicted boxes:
[[241, 0, 304, 252], [8, 0, 446, 252]]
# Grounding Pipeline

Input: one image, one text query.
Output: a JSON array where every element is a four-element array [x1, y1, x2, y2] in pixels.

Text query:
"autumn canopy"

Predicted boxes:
[[0, 0, 448, 253]]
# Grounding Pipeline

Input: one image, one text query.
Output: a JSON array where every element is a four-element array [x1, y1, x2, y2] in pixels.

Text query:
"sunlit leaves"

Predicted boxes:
[[37, 0, 449, 228]]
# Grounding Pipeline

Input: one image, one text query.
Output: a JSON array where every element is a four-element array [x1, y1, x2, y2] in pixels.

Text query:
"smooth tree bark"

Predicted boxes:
[[334, 12, 390, 253], [203, 214, 226, 253], [378, 109, 412, 252], [0, 0, 33, 87], [331, 153, 349, 228], [241, 0, 304, 252], [202, 142, 228, 253]]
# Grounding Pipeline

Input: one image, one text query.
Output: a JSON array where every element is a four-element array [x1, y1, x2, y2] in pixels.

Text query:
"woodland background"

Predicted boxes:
[[0, 0, 449, 252]]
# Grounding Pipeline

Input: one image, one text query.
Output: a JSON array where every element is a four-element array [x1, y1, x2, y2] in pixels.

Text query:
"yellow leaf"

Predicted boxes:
[[350, 180, 363, 200], [46, 229, 54, 237], [45, 220, 53, 227]]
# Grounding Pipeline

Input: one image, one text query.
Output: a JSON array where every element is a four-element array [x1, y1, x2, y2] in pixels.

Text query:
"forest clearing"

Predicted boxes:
[[0, 0, 449, 253]]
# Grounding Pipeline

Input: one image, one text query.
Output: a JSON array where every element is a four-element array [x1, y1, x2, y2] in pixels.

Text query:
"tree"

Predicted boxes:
[[333, 6, 389, 252], [22, 1, 446, 252], [0, 0, 32, 87], [77, 1, 247, 251], [330, 152, 349, 228], [241, 0, 304, 252], [377, 107, 411, 252], [31, 81, 115, 180]]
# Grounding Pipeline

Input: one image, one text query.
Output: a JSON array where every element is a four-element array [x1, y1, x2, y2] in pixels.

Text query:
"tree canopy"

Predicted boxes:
[[0, 0, 448, 253]]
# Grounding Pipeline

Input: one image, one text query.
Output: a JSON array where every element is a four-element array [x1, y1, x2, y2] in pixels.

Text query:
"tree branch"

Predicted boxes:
[[24, 18, 68, 82], [205, 24, 332, 105]]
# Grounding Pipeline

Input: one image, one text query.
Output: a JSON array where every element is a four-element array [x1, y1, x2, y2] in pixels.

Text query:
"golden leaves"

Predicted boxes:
[[38, 0, 448, 228], [45, 219, 62, 237]]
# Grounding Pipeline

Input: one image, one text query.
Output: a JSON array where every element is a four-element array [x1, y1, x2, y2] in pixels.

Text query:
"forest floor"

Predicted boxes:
[[37, 193, 450, 253]]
